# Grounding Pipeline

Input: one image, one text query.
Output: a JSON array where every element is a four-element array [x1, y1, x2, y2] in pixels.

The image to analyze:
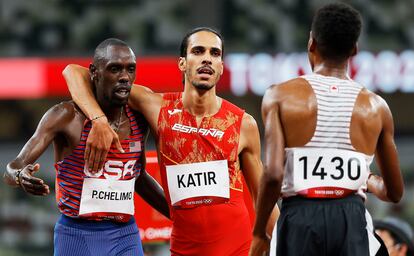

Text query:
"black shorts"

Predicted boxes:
[[276, 195, 370, 256]]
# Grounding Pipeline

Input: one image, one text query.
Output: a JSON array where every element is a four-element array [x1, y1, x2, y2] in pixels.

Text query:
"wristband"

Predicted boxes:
[[91, 114, 106, 121], [15, 169, 22, 186]]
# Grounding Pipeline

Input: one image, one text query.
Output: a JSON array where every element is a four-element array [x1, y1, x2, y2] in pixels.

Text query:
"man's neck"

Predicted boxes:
[[313, 59, 350, 79], [182, 85, 221, 118], [99, 102, 123, 123]]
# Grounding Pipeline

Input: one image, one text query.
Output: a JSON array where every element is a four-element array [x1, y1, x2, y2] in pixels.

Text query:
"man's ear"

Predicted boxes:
[[399, 244, 408, 255], [89, 63, 97, 81], [178, 57, 186, 72], [308, 32, 317, 53]]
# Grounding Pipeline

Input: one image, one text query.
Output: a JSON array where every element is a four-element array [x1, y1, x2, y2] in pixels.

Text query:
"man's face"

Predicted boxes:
[[376, 229, 407, 256], [179, 31, 224, 91], [92, 45, 136, 106]]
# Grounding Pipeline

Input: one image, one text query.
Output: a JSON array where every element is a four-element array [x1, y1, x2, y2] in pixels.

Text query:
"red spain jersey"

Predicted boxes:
[[158, 92, 252, 256], [55, 106, 147, 223]]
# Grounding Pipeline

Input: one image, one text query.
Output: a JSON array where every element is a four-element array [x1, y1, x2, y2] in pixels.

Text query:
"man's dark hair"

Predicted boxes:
[[93, 38, 131, 65], [179, 27, 224, 59], [311, 3, 362, 61]]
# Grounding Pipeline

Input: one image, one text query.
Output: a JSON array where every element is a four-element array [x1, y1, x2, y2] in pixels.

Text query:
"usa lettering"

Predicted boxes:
[[84, 160, 137, 179], [177, 171, 217, 188], [172, 123, 224, 139]]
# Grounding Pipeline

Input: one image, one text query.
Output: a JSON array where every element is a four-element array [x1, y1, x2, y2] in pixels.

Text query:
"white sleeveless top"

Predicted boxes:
[[282, 73, 374, 199]]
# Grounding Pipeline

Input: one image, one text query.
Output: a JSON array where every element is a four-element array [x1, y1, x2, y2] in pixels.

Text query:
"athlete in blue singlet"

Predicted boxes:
[[4, 38, 169, 256]]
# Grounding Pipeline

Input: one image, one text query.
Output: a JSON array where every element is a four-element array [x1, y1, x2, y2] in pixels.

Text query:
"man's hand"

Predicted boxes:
[[19, 163, 50, 196], [367, 172, 391, 202], [85, 117, 124, 173], [249, 235, 270, 256]]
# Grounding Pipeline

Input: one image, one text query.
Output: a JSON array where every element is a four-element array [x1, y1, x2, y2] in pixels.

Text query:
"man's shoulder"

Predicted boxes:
[[51, 100, 78, 115], [357, 88, 390, 110], [263, 77, 310, 105], [128, 106, 149, 127], [46, 101, 85, 124], [162, 92, 182, 101], [220, 97, 245, 116], [268, 77, 309, 93], [240, 112, 258, 133]]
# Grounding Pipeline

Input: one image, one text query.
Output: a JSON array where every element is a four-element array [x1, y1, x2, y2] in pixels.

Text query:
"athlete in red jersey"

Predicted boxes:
[[158, 92, 251, 255], [4, 39, 169, 256], [63, 28, 279, 255]]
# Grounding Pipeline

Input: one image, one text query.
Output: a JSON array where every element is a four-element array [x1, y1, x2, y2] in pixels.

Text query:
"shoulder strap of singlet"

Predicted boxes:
[[220, 98, 245, 117]]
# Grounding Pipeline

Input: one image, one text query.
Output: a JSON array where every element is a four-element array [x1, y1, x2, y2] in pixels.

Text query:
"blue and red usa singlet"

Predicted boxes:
[[55, 105, 147, 222]]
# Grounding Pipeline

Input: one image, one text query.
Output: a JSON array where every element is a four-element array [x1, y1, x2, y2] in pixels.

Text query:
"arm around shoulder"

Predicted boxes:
[[127, 84, 163, 125], [62, 64, 103, 120]]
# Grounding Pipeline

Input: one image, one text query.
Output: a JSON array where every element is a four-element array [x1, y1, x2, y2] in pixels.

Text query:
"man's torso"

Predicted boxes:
[[54, 102, 147, 222], [278, 74, 380, 199], [156, 92, 252, 255]]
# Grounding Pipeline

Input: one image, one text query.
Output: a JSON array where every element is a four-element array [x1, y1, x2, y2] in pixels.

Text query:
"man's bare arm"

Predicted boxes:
[[366, 174, 389, 201], [373, 98, 403, 203], [134, 129, 169, 218], [62, 64, 162, 121], [63, 64, 124, 172], [135, 169, 170, 219], [135, 151, 170, 218], [4, 103, 73, 195], [250, 86, 285, 256], [239, 113, 279, 256], [62, 65, 102, 120], [62, 64, 163, 172]]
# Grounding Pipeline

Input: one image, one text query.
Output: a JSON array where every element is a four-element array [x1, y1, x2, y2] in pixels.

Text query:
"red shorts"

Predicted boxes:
[[169, 192, 252, 256]]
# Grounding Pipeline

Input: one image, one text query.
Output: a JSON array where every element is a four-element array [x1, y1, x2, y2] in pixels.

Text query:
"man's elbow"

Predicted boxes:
[[387, 189, 403, 203], [263, 166, 284, 186], [62, 64, 79, 78], [62, 64, 71, 78]]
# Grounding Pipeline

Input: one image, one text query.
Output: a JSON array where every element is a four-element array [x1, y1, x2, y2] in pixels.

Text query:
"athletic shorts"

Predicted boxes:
[[276, 195, 370, 256], [54, 215, 144, 256]]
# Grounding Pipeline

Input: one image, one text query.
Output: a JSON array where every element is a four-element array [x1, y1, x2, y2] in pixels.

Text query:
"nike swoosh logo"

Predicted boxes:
[[168, 109, 182, 115]]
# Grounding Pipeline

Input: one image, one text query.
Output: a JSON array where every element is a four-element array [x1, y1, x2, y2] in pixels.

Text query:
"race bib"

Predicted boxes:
[[79, 178, 135, 216], [292, 148, 368, 198], [166, 160, 230, 208]]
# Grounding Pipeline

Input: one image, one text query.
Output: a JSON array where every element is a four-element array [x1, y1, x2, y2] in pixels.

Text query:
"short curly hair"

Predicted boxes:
[[311, 3, 362, 61]]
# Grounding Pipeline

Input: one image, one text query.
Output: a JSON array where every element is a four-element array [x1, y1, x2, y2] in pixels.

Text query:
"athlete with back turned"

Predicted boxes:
[[250, 3, 404, 256]]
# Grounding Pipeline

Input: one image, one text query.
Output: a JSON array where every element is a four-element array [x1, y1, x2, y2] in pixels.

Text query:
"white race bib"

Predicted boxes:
[[292, 148, 368, 198], [166, 160, 230, 208], [79, 178, 135, 216]]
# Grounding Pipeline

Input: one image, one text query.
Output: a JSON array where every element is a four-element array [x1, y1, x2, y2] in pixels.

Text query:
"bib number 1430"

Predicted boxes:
[[299, 156, 361, 180]]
